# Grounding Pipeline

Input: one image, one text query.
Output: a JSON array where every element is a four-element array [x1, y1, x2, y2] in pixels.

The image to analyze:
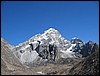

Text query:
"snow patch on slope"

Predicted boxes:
[[60, 44, 76, 58], [37, 71, 45, 75]]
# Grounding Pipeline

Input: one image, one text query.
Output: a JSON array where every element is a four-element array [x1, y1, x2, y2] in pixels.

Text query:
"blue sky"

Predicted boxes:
[[1, 1, 99, 45]]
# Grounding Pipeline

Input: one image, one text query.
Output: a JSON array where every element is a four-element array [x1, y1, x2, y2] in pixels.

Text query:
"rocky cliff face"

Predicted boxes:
[[70, 38, 98, 57], [12, 28, 73, 67], [10, 28, 98, 67]]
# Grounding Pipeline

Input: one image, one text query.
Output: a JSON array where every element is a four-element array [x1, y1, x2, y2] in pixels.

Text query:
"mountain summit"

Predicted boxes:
[[10, 28, 98, 67]]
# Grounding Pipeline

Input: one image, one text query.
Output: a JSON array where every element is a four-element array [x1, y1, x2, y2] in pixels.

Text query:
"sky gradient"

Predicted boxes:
[[1, 1, 99, 45]]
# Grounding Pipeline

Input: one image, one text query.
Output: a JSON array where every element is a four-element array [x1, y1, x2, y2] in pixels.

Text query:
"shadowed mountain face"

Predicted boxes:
[[70, 38, 98, 57], [68, 48, 99, 75]]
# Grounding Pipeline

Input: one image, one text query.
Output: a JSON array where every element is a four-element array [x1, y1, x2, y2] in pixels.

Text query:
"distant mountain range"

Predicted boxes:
[[1, 28, 99, 75]]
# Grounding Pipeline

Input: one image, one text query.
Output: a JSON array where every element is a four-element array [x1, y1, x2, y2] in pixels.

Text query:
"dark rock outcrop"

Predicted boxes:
[[71, 38, 98, 57], [80, 41, 98, 57], [68, 48, 99, 75]]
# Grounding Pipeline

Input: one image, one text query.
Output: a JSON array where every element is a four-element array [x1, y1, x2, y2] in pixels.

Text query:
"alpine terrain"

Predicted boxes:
[[1, 28, 99, 75]]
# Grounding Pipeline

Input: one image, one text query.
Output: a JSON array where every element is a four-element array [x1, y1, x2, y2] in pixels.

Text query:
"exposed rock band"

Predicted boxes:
[[29, 41, 57, 61]]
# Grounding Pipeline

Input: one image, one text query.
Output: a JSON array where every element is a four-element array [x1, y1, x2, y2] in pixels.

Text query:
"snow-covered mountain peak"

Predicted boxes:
[[71, 37, 84, 44], [72, 37, 79, 39], [43, 28, 60, 36], [44, 28, 58, 33], [28, 28, 67, 46], [29, 28, 61, 42], [87, 40, 95, 45], [11, 28, 98, 67]]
